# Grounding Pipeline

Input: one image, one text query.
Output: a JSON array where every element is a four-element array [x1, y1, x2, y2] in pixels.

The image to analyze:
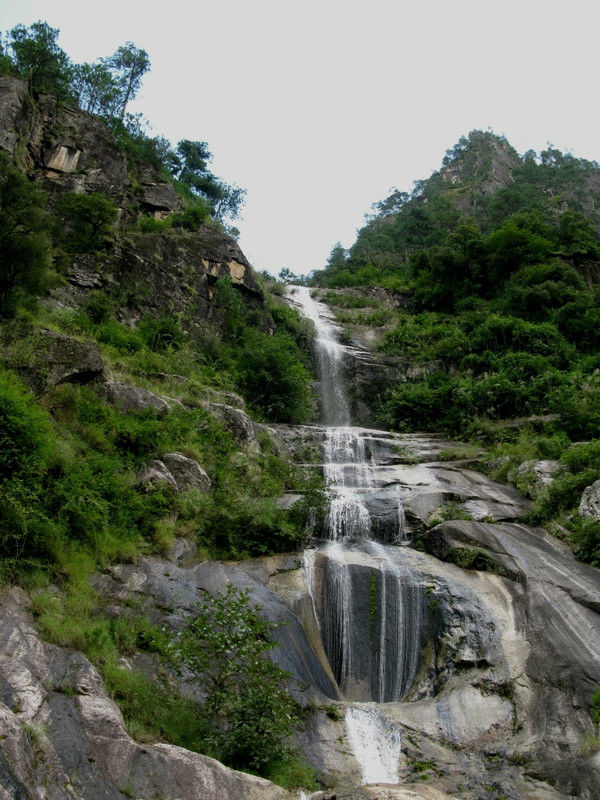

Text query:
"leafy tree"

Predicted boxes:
[[172, 585, 298, 770], [105, 42, 150, 121], [171, 140, 245, 221], [0, 156, 51, 314], [278, 267, 295, 282], [71, 61, 121, 116], [5, 21, 72, 99], [237, 329, 314, 423], [369, 188, 410, 218], [0, 41, 15, 76]]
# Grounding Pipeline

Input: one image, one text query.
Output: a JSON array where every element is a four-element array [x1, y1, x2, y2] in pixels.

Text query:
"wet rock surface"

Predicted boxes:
[[1, 429, 598, 798]]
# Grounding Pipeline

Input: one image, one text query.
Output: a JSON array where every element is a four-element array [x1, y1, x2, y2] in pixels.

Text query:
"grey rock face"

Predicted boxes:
[[92, 554, 340, 706], [579, 480, 600, 520], [517, 459, 565, 491], [137, 453, 211, 494], [139, 173, 184, 216], [96, 381, 172, 416], [0, 588, 292, 800], [10, 330, 104, 393], [202, 401, 258, 446], [137, 460, 178, 490], [161, 452, 211, 492]]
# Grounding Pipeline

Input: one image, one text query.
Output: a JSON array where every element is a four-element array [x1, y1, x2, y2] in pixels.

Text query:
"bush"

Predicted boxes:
[[83, 290, 113, 323], [0, 155, 51, 316], [236, 329, 313, 423], [54, 192, 118, 253], [0, 370, 54, 562], [138, 215, 173, 233], [171, 201, 210, 230], [172, 585, 299, 771], [138, 315, 186, 352]]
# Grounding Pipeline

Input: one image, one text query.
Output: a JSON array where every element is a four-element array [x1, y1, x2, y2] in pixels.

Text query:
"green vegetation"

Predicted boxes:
[[0, 20, 244, 228], [172, 585, 298, 770], [0, 155, 52, 315], [0, 24, 322, 776], [314, 130, 600, 566], [31, 582, 317, 784]]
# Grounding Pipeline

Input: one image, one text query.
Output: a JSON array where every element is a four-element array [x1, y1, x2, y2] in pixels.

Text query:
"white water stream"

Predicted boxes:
[[288, 286, 422, 784]]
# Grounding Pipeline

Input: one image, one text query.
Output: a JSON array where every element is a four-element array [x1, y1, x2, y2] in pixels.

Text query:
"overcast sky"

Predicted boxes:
[[2, 0, 599, 275]]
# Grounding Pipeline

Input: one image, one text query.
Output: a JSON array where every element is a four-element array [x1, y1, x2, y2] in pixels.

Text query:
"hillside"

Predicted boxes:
[[1, 28, 600, 800], [0, 64, 330, 792], [311, 130, 600, 572]]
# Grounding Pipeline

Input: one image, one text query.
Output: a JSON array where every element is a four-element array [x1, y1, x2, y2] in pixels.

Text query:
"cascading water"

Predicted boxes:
[[345, 706, 403, 785], [288, 285, 425, 784]]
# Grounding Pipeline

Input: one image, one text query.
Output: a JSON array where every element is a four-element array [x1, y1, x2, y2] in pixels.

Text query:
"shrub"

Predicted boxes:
[[138, 215, 172, 233], [54, 192, 118, 253], [236, 329, 313, 423], [0, 155, 52, 316], [171, 201, 210, 230], [0, 370, 54, 562], [138, 315, 186, 352], [83, 290, 113, 323], [171, 585, 299, 771]]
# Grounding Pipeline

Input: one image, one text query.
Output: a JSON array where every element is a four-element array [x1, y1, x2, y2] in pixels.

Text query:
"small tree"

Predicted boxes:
[[54, 192, 118, 253], [71, 61, 121, 116], [173, 585, 298, 771], [172, 140, 246, 222], [105, 42, 150, 121]]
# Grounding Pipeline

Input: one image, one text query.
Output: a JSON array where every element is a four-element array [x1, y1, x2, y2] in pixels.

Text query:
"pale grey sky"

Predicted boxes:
[[1, 0, 599, 275]]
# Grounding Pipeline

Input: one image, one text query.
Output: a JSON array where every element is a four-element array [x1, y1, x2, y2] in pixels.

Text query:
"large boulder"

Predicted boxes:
[[161, 452, 211, 492], [202, 401, 258, 446], [96, 381, 172, 416], [9, 330, 104, 393], [137, 460, 178, 491], [138, 453, 211, 493], [517, 459, 565, 492], [579, 480, 600, 520]]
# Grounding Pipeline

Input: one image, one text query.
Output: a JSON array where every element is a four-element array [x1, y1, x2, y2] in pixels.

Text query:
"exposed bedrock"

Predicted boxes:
[[0, 588, 292, 800]]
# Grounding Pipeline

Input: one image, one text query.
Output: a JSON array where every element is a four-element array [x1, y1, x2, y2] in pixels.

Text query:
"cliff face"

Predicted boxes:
[[439, 131, 521, 201], [0, 75, 179, 214], [0, 75, 261, 317]]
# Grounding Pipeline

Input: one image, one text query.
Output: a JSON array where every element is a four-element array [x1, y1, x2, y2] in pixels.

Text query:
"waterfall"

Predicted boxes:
[[288, 286, 425, 782], [345, 706, 403, 784]]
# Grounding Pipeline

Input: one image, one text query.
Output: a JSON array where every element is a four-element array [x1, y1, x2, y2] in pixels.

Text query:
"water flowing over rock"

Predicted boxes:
[[345, 706, 403, 784], [286, 286, 600, 800]]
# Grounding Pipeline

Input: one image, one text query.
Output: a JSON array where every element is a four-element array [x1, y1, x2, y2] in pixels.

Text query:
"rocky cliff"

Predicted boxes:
[[0, 75, 261, 322]]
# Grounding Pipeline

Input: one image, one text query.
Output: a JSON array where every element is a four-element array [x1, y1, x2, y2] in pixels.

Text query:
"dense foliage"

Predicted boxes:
[[172, 586, 299, 770], [314, 130, 600, 567], [0, 155, 52, 314]]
